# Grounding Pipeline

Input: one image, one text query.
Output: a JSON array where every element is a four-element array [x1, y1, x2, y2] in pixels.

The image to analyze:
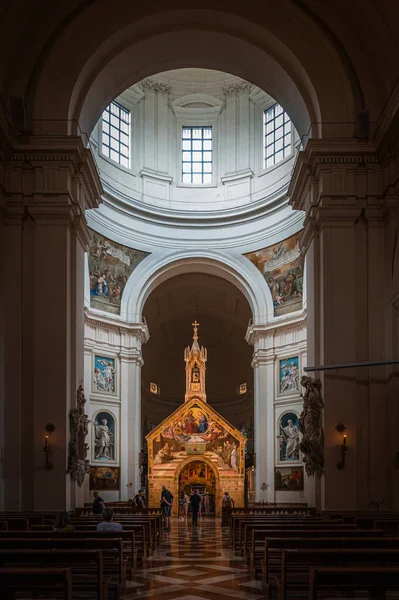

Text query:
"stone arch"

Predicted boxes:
[[28, 5, 359, 142], [121, 250, 274, 325], [173, 454, 221, 516]]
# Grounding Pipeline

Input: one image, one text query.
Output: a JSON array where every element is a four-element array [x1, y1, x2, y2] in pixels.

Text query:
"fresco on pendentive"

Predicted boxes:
[[244, 232, 304, 316], [88, 230, 150, 314], [152, 404, 240, 473]]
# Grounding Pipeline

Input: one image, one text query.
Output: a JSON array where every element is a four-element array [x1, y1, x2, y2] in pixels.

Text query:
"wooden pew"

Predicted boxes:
[[232, 516, 327, 551], [262, 535, 399, 586], [0, 567, 73, 600], [0, 549, 105, 600], [0, 537, 126, 596], [248, 528, 384, 572], [243, 523, 358, 559], [309, 566, 399, 600], [278, 548, 399, 600], [27, 526, 144, 569]]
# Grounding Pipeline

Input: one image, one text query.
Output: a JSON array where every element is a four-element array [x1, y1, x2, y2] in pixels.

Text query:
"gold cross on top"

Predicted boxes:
[[192, 320, 200, 338]]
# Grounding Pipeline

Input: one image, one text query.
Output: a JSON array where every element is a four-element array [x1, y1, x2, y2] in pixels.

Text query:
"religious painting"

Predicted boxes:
[[92, 411, 115, 462], [277, 411, 301, 462], [88, 230, 150, 315], [89, 466, 120, 491], [152, 403, 241, 474], [244, 232, 304, 316], [275, 467, 304, 491], [93, 355, 116, 395], [278, 356, 300, 395]]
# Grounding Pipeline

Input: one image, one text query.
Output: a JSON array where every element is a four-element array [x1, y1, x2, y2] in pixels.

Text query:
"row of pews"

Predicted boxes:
[[230, 508, 399, 599], [0, 508, 162, 599]]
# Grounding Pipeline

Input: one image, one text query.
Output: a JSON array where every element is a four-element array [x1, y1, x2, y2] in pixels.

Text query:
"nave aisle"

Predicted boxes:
[[123, 519, 264, 600]]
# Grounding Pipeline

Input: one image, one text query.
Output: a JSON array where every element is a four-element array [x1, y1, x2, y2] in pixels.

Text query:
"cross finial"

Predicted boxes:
[[192, 320, 200, 339]]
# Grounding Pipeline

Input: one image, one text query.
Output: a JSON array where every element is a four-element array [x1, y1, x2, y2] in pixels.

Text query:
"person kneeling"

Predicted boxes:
[[96, 507, 123, 531]]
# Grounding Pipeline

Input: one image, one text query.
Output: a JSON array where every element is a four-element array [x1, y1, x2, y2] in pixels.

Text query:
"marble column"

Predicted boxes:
[[246, 327, 275, 502], [289, 139, 387, 510], [120, 323, 149, 499], [0, 135, 102, 510]]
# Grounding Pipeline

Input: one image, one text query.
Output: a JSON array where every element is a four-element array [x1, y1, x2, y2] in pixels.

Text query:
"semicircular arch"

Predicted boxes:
[[29, 5, 357, 143], [121, 250, 274, 325]]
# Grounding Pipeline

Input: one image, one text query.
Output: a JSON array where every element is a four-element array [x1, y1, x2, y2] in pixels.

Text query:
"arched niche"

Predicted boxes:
[[91, 409, 117, 464], [29, 5, 358, 142], [173, 455, 221, 516]]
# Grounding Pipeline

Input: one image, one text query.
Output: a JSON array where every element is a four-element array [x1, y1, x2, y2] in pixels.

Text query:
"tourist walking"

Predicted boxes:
[[190, 488, 201, 526], [161, 485, 174, 530]]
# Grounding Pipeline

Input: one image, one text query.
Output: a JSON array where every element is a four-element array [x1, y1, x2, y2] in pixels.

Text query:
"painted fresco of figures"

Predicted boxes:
[[279, 356, 300, 394], [88, 230, 150, 315], [93, 411, 115, 461], [278, 412, 300, 461], [244, 232, 304, 317], [153, 404, 242, 472]]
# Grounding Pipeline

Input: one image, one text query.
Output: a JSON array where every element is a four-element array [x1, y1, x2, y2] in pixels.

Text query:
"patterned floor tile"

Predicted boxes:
[[122, 518, 262, 600]]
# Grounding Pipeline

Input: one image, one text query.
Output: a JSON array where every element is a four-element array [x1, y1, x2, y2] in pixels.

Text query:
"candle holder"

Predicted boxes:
[[43, 423, 55, 470], [335, 423, 348, 469]]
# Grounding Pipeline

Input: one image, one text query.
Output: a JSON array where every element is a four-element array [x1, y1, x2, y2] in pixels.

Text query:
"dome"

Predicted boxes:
[[88, 68, 303, 251]]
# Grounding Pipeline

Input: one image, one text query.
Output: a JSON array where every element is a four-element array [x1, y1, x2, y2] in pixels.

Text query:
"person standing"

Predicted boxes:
[[132, 489, 146, 509], [161, 485, 174, 530], [190, 488, 201, 526], [92, 491, 105, 515], [221, 491, 234, 526], [203, 492, 210, 516], [179, 492, 186, 520]]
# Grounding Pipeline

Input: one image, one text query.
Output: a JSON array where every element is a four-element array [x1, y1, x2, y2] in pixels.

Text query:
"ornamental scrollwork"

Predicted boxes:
[[298, 375, 324, 477], [67, 384, 90, 487]]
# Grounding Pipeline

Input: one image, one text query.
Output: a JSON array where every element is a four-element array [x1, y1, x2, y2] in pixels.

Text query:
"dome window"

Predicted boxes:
[[264, 104, 291, 169], [102, 101, 130, 168]]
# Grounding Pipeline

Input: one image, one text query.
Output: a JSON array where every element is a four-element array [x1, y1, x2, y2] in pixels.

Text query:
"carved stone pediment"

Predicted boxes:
[[67, 384, 90, 487]]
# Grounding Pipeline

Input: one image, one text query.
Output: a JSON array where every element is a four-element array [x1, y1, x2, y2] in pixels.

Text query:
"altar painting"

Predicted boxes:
[[152, 404, 240, 473], [244, 232, 304, 316]]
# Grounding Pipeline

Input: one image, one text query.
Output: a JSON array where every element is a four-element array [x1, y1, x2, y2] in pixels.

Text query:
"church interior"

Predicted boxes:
[[1, 1, 399, 598]]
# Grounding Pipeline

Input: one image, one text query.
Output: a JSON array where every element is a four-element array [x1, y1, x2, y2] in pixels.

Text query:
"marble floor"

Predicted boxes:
[[123, 517, 264, 600]]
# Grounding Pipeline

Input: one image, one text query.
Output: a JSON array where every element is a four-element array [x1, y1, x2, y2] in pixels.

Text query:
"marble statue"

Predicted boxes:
[[95, 418, 113, 459], [281, 419, 300, 460]]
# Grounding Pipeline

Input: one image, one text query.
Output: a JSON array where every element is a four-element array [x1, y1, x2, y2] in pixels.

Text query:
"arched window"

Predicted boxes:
[[264, 104, 291, 168], [101, 101, 130, 167]]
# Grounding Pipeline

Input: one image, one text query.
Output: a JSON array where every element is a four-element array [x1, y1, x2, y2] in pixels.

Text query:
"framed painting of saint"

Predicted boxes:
[[93, 355, 117, 396], [278, 356, 300, 395]]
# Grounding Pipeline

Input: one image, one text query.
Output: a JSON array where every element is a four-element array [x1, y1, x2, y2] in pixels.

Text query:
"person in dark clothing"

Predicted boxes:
[[161, 485, 174, 530], [132, 490, 145, 509], [92, 491, 105, 515], [190, 488, 201, 526]]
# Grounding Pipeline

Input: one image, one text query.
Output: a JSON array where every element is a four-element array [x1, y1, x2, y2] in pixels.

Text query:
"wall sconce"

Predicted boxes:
[[44, 423, 55, 470], [335, 423, 348, 469]]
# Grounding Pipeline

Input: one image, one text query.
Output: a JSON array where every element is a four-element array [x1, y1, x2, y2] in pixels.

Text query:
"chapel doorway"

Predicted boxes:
[[179, 459, 216, 516]]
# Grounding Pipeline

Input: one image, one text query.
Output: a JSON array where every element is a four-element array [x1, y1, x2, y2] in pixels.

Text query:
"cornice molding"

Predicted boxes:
[[246, 313, 307, 346], [288, 139, 381, 213], [84, 308, 150, 342]]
